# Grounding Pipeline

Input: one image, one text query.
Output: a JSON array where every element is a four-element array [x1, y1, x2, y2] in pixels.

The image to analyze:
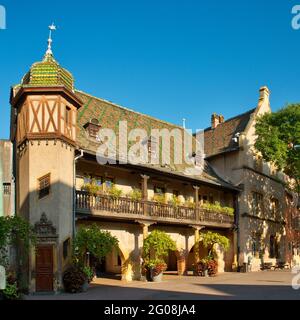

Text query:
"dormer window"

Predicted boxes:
[[84, 118, 101, 139]]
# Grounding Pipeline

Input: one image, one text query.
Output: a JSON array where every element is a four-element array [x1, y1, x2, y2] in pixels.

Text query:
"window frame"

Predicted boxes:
[[38, 173, 51, 200]]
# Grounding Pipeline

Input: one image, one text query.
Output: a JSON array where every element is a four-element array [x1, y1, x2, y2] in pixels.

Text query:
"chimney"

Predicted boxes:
[[259, 86, 270, 103], [211, 113, 224, 129]]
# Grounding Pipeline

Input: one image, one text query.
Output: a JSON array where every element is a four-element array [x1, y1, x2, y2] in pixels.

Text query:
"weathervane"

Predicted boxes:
[[45, 23, 57, 56]]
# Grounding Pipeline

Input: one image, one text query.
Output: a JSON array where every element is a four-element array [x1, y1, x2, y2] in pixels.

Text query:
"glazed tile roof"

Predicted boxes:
[[75, 90, 239, 190], [204, 108, 256, 158], [21, 53, 74, 91]]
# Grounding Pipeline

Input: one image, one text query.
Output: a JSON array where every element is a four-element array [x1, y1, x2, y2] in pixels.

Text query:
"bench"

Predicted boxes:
[[261, 262, 273, 270], [272, 262, 290, 270]]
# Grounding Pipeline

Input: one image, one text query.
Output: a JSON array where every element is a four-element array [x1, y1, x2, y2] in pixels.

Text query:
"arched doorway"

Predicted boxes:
[[166, 250, 178, 272], [187, 242, 208, 272], [91, 246, 124, 280]]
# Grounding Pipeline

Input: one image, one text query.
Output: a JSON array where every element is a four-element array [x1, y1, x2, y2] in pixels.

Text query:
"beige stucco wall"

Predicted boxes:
[[208, 88, 288, 270], [18, 140, 75, 291]]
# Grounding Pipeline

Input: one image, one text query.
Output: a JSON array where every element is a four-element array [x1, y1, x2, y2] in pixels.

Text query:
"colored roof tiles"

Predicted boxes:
[[204, 109, 256, 157]]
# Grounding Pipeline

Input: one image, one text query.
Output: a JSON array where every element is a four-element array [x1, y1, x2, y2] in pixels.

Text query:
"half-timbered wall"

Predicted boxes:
[[17, 95, 77, 145]]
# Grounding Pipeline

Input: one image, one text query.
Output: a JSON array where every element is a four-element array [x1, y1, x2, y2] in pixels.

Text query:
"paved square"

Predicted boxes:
[[25, 270, 300, 300]]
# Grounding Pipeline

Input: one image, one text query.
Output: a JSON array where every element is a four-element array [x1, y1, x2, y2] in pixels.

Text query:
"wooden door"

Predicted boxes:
[[36, 245, 54, 292]]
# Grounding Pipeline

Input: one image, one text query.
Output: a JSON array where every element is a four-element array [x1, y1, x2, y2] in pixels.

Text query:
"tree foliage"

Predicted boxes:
[[201, 231, 230, 257], [73, 224, 118, 266], [143, 230, 177, 260], [0, 216, 36, 268], [255, 104, 300, 193]]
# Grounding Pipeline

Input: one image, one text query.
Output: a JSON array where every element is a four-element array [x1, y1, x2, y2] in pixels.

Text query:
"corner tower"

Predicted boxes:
[[10, 26, 82, 293]]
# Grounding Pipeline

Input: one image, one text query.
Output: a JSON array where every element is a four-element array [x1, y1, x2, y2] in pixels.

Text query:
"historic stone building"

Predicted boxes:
[[204, 87, 298, 271], [9, 41, 239, 293]]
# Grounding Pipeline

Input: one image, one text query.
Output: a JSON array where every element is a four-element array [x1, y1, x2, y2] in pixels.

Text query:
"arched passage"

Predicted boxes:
[[187, 241, 209, 272], [91, 245, 126, 280]]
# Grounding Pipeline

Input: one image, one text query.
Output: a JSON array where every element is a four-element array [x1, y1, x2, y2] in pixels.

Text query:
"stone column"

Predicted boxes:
[[136, 220, 156, 280], [191, 226, 204, 272], [141, 175, 150, 217], [232, 228, 238, 271]]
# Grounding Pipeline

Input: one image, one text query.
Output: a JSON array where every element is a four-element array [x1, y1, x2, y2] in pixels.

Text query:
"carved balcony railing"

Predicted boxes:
[[76, 191, 234, 227]]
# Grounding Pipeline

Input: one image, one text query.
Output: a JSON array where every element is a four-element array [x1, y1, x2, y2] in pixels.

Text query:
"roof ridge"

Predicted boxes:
[[75, 89, 185, 130], [204, 107, 256, 131]]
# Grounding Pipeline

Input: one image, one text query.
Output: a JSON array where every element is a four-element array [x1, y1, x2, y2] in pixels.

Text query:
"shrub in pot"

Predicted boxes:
[[63, 266, 87, 293], [144, 259, 167, 282], [143, 230, 176, 282]]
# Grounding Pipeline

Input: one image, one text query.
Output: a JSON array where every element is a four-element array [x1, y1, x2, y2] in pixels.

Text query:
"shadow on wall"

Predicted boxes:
[[239, 144, 287, 265]]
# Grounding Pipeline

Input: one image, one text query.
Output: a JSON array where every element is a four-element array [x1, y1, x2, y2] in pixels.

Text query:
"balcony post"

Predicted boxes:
[[193, 186, 200, 221], [141, 175, 150, 201], [141, 175, 150, 216]]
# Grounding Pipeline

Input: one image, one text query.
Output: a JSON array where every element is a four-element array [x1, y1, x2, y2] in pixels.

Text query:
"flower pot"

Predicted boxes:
[[151, 269, 163, 282], [82, 280, 89, 292], [204, 270, 209, 277]]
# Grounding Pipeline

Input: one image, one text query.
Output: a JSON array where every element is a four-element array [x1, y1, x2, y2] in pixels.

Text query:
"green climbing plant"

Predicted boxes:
[[73, 224, 119, 267], [143, 230, 176, 261], [0, 216, 36, 267], [200, 231, 230, 258]]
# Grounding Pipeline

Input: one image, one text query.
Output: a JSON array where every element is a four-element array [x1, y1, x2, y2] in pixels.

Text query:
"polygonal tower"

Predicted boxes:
[[10, 26, 82, 293]]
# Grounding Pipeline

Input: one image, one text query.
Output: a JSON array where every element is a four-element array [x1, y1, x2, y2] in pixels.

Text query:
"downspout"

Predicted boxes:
[[73, 150, 84, 239]]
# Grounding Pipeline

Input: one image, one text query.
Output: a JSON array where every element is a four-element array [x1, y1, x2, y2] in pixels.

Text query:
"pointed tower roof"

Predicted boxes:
[[21, 24, 74, 91]]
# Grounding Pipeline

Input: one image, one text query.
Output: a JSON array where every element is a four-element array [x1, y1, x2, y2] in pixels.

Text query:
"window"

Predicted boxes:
[[3, 183, 11, 195], [270, 198, 279, 219], [38, 173, 51, 199], [63, 238, 70, 260], [200, 195, 213, 204], [84, 119, 101, 139], [173, 190, 179, 197], [154, 186, 165, 195], [251, 192, 263, 216], [105, 177, 114, 189], [252, 234, 261, 257], [65, 106, 72, 125]]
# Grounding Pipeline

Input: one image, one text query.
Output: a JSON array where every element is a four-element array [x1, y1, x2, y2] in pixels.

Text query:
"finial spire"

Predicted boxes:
[[45, 23, 56, 57]]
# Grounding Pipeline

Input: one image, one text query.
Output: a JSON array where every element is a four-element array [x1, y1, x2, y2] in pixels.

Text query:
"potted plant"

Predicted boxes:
[[194, 231, 230, 277], [107, 184, 123, 199], [143, 230, 176, 282], [168, 195, 182, 208], [63, 266, 87, 293], [144, 259, 167, 282], [64, 224, 119, 293], [127, 188, 142, 201]]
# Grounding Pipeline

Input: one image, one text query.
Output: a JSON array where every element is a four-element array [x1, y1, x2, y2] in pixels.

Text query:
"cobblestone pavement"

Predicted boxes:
[[25, 270, 300, 300]]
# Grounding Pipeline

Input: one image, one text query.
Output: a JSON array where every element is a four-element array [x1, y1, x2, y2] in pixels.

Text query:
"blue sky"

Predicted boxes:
[[0, 1, 299, 138]]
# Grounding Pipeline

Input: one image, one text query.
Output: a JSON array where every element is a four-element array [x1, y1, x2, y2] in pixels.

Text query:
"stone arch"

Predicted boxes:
[[187, 241, 209, 272]]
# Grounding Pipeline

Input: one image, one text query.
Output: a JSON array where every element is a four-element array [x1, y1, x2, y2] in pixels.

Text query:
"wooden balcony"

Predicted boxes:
[[75, 191, 235, 229]]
